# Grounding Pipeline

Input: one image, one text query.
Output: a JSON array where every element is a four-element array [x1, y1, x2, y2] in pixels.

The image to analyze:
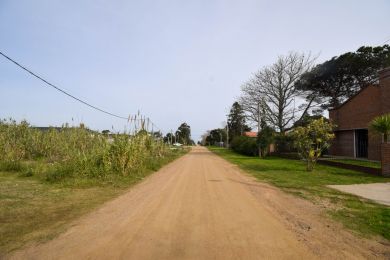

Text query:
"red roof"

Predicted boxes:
[[243, 131, 257, 138]]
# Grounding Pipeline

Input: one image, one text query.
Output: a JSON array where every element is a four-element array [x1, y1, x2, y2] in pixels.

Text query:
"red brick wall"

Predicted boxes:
[[329, 130, 354, 157], [368, 132, 382, 161], [329, 67, 390, 159], [329, 86, 382, 130], [381, 143, 390, 177]]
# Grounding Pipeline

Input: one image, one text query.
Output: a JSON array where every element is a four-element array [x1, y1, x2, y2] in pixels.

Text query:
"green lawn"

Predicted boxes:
[[323, 158, 381, 169], [209, 147, 390, 240], [0, 149, 187, 256]]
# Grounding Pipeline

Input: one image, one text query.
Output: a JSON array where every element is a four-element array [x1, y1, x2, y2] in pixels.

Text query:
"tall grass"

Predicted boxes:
[[0, 118, 174, 182]]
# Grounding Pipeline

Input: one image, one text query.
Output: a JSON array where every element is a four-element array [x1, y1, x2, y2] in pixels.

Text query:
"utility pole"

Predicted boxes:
[[257, 102, 261, 132], [257, 102, 262, 158], [226, 116, 229, 148]]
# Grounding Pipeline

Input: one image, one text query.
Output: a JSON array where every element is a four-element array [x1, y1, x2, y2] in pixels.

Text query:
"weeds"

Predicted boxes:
[[0, 118, 175, 182]]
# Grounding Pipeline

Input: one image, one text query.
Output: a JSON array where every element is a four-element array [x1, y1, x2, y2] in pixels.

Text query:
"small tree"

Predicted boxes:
[[257, 125, 274, 158], [292, 118, 335, 171], [370, 114, 390, 143]]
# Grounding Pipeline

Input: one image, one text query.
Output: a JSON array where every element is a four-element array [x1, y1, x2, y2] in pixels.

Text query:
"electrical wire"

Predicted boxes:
[[0, 50, 163, 132], [0, 50, 128, 120]]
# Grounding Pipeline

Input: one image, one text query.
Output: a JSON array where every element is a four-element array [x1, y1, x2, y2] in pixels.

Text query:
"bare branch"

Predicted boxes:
[[240, 52, 318, 132]]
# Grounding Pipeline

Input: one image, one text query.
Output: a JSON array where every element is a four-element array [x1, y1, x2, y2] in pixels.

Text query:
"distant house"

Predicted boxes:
[[243, 131, 258, 138], [329, 67, 390, 161]]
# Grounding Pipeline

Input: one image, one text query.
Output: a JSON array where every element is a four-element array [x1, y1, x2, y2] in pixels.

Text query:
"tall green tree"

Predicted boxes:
[[295, 45, 390, 109], [205, 128, 227, 146], [163, 133, 174, 144], [227, 102, 250, 141], [176, 122, 192, 145]]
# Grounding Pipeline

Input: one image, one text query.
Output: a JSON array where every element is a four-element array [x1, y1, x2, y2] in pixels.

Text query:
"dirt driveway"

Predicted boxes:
[[9, 147, 389, 259]]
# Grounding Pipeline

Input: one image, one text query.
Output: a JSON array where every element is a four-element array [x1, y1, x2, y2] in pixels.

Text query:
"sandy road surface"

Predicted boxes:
[[9, 147, 389, 259]]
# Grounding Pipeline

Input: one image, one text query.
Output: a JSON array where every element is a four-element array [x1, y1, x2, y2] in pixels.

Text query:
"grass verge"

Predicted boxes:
[[209, 147, 390, 241], [0, 148, 188, 256], [322, 158, 381, 169]]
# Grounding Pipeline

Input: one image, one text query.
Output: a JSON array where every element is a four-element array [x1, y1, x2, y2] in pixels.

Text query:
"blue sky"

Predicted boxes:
[[1, 0, 389, 140]]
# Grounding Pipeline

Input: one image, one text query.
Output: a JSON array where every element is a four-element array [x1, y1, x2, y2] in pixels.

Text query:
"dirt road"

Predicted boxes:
[[9, 147, 389, 259]]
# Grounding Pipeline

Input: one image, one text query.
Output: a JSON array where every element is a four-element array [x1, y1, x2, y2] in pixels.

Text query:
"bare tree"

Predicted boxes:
[[240, 52, 317, 133]]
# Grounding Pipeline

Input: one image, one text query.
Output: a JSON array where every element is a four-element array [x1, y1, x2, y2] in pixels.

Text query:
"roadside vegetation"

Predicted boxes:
[[209, 147, 390, 241], [0, 118, 187, 255], [291, 118, 335, 171]]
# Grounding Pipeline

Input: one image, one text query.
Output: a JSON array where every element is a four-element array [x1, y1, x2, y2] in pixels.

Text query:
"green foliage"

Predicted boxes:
[[292, 118, 335, 171], [205, 128, 227, 146], [0, 118, 173, 182], [295, 45, 390, 109], [0, 119, 32, 163], [0, 161, 23, 172], [230, 136, 258, 156], [256, 125, 274, 157], [227, 102, 250, 141], [370, 113, 390, 143], [274, 133, 296, 153], [176, 122, 192, 145], [293, 114, 326, 128]]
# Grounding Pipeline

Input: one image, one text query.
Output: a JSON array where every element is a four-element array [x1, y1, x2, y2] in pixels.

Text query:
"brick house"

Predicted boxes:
[[329, 67, 390, 161]]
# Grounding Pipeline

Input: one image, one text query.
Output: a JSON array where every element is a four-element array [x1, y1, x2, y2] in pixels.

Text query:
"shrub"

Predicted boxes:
[[230, 136, 258, 156], [274, 133, 296, 153], [292, 118, 335, 171], [257, 126, 274, 157], [0, 118, 174, 182], [370, 113, 390, 143]]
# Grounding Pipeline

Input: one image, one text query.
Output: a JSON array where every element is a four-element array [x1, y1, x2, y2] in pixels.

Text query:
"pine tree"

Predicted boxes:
[[227, 102, 250, 141]]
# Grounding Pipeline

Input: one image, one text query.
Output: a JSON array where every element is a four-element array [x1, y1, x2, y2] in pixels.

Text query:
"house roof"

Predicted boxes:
[[243, 131, 257, 138], [329, 84, 379, 111]]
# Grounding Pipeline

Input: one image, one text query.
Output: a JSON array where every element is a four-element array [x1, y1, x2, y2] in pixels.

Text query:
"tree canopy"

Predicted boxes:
[[205, 128, 227, 146], [295, 45, 390, 109], [240, 52, 317, 133], [176, 122, 192, 145]]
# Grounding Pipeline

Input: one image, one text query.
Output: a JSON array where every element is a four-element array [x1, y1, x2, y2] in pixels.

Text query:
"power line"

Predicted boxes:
[[382, 37, 390, 45], [0, 50, 128, 120], [376, 35, 390, 45], [0, 50, 163, 132]]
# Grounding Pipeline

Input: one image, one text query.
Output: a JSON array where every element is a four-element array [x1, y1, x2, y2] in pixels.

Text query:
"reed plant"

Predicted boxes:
[[0, 118, 175, 182]]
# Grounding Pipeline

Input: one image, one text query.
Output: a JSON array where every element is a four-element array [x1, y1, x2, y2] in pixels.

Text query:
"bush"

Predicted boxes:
[[0, 118, 174, 182], [230, 136, 258, 156], [274, 133, 296, 153], [292, 118, 335, 171], [257, 126, 274, 157]]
